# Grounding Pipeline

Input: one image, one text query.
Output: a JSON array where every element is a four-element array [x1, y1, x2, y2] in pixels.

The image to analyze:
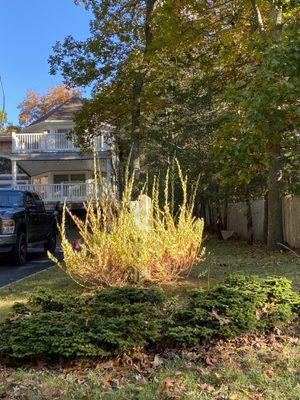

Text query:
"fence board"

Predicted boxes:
[[210, 196, 300, 248]]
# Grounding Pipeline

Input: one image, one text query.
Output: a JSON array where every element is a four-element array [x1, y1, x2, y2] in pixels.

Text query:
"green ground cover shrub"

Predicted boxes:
[[0, 312, 106, 358], [0, 276, 299, 361], [0, 286, 164, 360], [167, 275, 300, 345]]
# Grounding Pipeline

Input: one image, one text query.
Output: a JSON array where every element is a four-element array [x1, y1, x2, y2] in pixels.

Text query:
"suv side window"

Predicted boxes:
[[25, 193, 35, 206], [32, 192, 45, 211], [32, 193, 40, 202]]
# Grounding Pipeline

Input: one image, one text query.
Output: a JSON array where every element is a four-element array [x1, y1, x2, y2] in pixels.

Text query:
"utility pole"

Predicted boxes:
[[0, 75, 6, 130]]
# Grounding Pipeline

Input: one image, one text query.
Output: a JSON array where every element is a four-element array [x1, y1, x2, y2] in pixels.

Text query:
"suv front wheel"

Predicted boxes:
[[12, 231, 27, 266]]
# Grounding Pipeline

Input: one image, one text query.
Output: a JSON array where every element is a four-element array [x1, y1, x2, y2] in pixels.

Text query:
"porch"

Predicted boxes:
[[12, 131, 109, 153], [9, 156, 113, 205], [15, 182, 102, 203]]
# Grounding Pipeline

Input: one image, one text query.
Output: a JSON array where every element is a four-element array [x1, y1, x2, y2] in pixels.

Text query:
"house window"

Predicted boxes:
[[53, 173, 86, 184], [70, 174, 86, 183], [56, 129, 70, 134], [54, 174, 69, 184], [32, 176, 48, 185]]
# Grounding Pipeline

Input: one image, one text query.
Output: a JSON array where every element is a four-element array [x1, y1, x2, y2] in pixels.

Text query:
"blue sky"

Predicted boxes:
[[0, 0, 91, 125]]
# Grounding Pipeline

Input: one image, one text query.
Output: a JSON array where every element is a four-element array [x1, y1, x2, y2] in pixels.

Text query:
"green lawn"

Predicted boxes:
[[0, 237, 299, 400], [0, 334, 299, 399], [1, 236, 299, 322], [193, 236, 300, 290], [0, 267, 82, 322]]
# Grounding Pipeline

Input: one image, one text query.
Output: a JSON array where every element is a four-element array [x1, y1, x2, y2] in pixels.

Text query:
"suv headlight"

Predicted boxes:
[[2, 219, 15, 234]]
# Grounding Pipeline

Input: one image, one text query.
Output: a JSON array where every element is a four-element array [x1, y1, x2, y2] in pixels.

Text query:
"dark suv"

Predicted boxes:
[[0, 189, 57, 265]]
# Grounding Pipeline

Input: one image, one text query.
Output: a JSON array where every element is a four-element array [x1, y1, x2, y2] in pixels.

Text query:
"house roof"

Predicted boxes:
[[29, 97, 83, 126]]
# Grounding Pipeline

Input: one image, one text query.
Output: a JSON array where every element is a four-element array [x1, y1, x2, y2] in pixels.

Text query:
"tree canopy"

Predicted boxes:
[[18, 85, 81, 125], [49, 0, 300, 250]]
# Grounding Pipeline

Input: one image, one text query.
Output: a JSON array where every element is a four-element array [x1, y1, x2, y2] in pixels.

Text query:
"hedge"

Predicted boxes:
[[0, 276, 299, 360]]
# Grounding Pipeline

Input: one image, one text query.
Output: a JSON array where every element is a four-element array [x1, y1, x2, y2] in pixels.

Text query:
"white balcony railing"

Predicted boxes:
[[15, 182, 101, 203], [12, 132, 107, 153], [0, 174, 29, 188]]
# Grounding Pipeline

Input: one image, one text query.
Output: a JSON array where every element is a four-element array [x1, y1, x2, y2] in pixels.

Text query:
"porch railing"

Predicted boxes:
[[0, 174, 29, 188], [12, 132, 107, 153], [15, 182, 101, 203]]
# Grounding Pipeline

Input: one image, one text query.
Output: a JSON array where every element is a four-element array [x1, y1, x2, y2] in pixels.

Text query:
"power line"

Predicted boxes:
[[0, 75, 5, 114]]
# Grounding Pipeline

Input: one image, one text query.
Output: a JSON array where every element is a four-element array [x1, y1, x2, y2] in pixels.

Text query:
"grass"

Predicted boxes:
[[1, 236, 299, 322], [193, 236, 300, 290], [0, 336, 299, 399], [0, 267, 82, 322], [0, 236, 299, 399]]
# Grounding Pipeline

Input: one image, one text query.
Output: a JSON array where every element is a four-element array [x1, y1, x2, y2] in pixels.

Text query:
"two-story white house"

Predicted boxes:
[[8, 97, 113, 208]]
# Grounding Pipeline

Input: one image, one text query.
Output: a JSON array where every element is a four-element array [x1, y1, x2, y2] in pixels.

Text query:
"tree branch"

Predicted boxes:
[[250, 0, 266, 37]]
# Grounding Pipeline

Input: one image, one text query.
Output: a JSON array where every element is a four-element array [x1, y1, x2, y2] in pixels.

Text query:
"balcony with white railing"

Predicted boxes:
[[12, 132, 108, 154], [15, 182, 102, 203]]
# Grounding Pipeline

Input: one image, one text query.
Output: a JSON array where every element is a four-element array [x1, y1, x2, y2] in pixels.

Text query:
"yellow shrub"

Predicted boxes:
[[49, 164, 205, 289]]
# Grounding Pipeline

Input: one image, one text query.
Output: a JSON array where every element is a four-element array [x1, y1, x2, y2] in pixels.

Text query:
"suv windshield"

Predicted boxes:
[[0, 191, 24, 207]]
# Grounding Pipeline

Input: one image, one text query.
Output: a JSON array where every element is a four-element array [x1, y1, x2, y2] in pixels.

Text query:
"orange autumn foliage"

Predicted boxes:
[[18, 85, 81, 125]]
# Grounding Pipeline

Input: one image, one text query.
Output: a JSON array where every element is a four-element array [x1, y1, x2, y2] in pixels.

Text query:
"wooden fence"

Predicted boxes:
[[208, 196, 300, 248]]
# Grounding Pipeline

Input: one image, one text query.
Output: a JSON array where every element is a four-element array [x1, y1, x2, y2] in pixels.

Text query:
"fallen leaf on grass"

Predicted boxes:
[[96, 360, 114, 370], [263, 369, 274, 378], [288, 336, 298, 344], [102, 372, 114, 388], [152, 354, 164, 368], [252, 342, 261, 350], [41, 389, 54, 398], [3, 377, 14, 384], [263, 355, 277, 363], [240, 388, 264, 400], [160, 377, 186, 398], [200, 383, 215, 393], [205, 354, 218, 366], [197, 367, 210, 376]]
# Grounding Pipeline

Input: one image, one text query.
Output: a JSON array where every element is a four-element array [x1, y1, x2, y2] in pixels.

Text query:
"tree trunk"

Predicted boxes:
[[246, 195, 254, 245], [267, 143, 283, 250], [263, 191, 268, 244], [130, 0, 156, 178], [251, 1, 283, 251], [110, 132, 125, 200], [266, 3, 283, 251], [117, 149, 125, 200], [131, 76, 144, 179], [208, 205, 214, 233], [223, 195, 228, 230], [251, 0, 266, 36]]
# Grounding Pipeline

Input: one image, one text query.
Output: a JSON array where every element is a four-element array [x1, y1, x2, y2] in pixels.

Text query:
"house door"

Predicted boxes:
[[53, 173, 87, 201], [53, 174, 69, 200], [70, 174, 86, 199]]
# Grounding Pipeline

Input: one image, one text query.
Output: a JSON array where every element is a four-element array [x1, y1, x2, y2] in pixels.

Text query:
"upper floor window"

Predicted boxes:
[[55, 129, 70, 134]]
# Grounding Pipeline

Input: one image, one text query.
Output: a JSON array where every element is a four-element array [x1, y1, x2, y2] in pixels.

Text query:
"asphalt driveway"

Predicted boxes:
[[0, 248, 59, 288]]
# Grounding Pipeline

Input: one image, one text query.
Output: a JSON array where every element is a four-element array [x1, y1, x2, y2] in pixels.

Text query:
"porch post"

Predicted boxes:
[[60, 182, 64, 202], [11, 131, 16, 153], [11, 159, 17, 188]]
